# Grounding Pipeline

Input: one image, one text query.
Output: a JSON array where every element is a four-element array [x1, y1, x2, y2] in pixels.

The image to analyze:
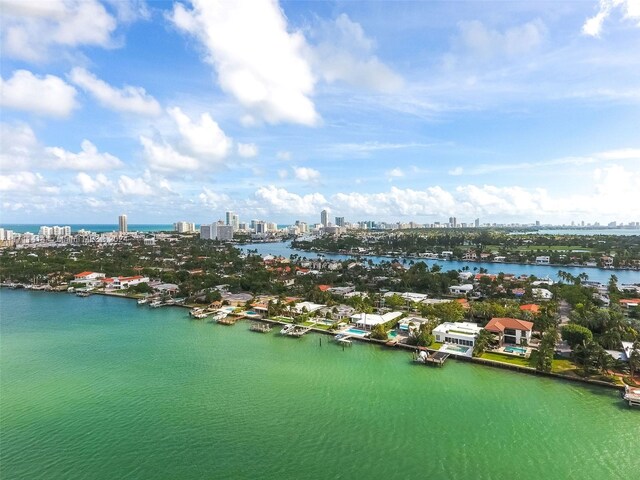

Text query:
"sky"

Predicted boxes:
[[1, 0, 640, 226]]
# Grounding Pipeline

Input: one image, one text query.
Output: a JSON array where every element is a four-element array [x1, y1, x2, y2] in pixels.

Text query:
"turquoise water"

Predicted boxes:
[[1, 290, 639, 479], [240, 242, 640, 284], [505, 346, 528, 354]]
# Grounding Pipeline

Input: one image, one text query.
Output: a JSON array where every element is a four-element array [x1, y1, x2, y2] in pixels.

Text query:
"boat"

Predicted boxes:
[[149, 300, 162, 308], [192, 312, 208, 320], [76, 291, 91, 297], [189, 308, 204, 317], [623, 385, 640, 407], [137, 297, 149, 305], [280, 324, 296, 335]]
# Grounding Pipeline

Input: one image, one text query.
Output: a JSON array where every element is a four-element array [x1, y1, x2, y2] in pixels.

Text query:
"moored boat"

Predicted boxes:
[[623, 385, 640, 407]]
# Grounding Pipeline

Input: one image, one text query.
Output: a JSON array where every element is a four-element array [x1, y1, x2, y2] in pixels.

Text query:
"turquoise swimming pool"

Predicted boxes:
[[346, 328, 368, 336], [504, 346, 528, 354], [388, 331, 398, 338]]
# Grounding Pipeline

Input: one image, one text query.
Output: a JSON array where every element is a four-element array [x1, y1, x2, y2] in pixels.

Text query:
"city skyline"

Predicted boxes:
[[1, 0, 640, 224]]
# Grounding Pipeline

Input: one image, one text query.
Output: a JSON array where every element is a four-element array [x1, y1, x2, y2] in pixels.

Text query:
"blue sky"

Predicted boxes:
[[1, 0, 639, 225]]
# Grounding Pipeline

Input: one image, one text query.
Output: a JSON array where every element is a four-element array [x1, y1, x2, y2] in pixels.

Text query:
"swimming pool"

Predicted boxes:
[[444, 345, 470, 354], [346, 328, 368, 336], [388, 331, 398, 338], [246, 311, 258, 315], [504, 346, 527, 354]]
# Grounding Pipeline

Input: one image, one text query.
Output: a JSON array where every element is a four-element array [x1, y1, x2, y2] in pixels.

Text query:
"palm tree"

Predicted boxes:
[[573, 341, 596, 376]]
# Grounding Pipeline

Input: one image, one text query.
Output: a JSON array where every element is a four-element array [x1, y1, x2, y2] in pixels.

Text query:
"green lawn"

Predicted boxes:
[[550, 356, 577, 374], [480, 351, 538, 368], [428, 342, 443, 350]]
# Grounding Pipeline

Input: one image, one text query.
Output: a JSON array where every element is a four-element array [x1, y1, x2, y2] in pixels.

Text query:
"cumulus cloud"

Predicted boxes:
[[117, 175, 154, 196], [139, 136, 200, 172], [253, 185, 327, 215], [75, 172, 112, 193], [1, 70, 77, 117], [199, 187, 231, 208], [1, 121, 122, 172], [387, 168, 404, 178], [167, 107, 232, 158], [293, 166, 321, 182], [276, 150, 292, 161], [237, 142, 258, 158], [0, 171, 59, 193], [69, 68, 161, 116], [308, 13, 403, 92], [170, 0, 319, 126], [1, 0, 117, 61], [583, 0, 640, 37], [46, 140, 124, 170]]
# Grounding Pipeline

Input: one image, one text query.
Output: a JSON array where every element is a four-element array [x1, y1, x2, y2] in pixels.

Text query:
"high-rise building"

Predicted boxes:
[[535, 220, 540, 226], [216, 224, 234, 241], [200, 224, 212, 240], [174, 221, 196, 233], [321, 209, 328, 227], [474, 218, 480, 228], [449, 216, 457, 228], [335, 216, 345, 227], [119, 214, 128, 233], [225, 211, 239, 231]]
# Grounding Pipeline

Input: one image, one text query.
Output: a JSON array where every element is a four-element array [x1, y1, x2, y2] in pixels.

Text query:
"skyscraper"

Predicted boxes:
[[321, 209, 328, 227], [119, 214, 128, 233], [474, 218, 480, 228], [335, 216, 345, 227]]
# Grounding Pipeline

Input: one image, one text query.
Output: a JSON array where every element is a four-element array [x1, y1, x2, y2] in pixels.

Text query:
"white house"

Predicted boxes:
[[294, 301, 325, 314], [532, 288, 553, 300], [73, 271, 106, 288], [397, 316, 429, 332], [535, 256, 550, 265], [103, 275, 149, 290], [449, 284, 474, 296], [433, 322, 483, 348], [350, 311, 403, 330]]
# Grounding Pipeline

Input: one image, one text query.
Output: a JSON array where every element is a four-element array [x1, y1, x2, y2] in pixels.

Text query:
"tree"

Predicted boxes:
[[536, 327, 557, 373], [573, 340, 597, 376], [561, 324, 593, 348], [629, 340, 640, 380], [370, 323, 388, 340], [473, 329, 494, 357]]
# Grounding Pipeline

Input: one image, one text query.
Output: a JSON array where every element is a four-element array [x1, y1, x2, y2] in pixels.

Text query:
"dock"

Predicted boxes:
[[250, 322, 271, 333], [414, 349, 450, 367], [217, 316, 240, 325], [334, 334, 353, 346], [623, 385, 640, 407], [280, 324, 311, 337]]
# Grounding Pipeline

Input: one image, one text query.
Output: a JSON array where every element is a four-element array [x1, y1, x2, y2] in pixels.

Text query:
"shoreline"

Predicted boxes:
[[9, 288, 626, 393], [288, 246, 639, 273]]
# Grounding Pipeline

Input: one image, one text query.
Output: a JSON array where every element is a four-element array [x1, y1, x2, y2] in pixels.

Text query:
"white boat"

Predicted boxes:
[[623, 385, 640, 407], [192, 312, 208, 319], [190, 308, 204, 317], [280, 324, 296, 335], [76, 291, 91, 297], [137, 298, 149, 305], [149, 300, 162, 308]]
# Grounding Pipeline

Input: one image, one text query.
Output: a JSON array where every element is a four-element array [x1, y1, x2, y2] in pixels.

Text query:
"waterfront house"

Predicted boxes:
[[484, 317, 534, 346], [350, 311, 403, 330], [433, 322, 483, 355], [73, 271, 106, 288], [294, 301, 325, 314], [449, 284, 474, 296], [397, 316, 429, 333], [535, 256, 550, 265], [619, 298, 640, 309], [103, 275, 149, 290]]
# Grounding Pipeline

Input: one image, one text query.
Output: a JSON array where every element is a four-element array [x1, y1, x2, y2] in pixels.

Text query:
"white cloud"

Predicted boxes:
[[46, 140, 123, 170], [117, 175, 153, 196], [167, 107, 231, 158], [309, 13, 403, 92], [237, 142, 258, 158], [448, 167, 464, 176], [293, 166, 321, 182], [75, 172, 112, 193], [69, 68, 161, 116], [0, 171, 59, 193], [199, 187, 231, 208], [387, 168, 404, 178], [1, 0, 117, 61], [0, 70, 77, 117], [453, 19, 546, 61], [583, 0, 640, 37], [170, 0, 319, 126], [253, 185, 327, 215], [278, 169, 288, 179], [139, 135, 200, 172], [0, 122, 39, 170], [276, 150, 292, 161]]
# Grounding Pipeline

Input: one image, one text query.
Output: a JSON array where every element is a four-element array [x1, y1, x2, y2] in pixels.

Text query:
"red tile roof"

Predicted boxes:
[[620, 299, 640, 304], [74, 271, 94, 278], [318, 285, 331, 291], [485, 317, 534, 333], [519, 304, 540, 313]]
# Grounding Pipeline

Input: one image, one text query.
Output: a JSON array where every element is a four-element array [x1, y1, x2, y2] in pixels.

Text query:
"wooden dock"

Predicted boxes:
[[217, 316, 240, 325], [334, 334, 353, 346], [414, 349, 450, 367]]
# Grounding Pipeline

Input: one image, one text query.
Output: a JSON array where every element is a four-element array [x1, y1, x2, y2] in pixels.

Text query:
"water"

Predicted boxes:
[[531, 229, 640, 236], [1, 290, 638, 479], [241, 242, 640, 284], [0, 224, 173, 234]]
